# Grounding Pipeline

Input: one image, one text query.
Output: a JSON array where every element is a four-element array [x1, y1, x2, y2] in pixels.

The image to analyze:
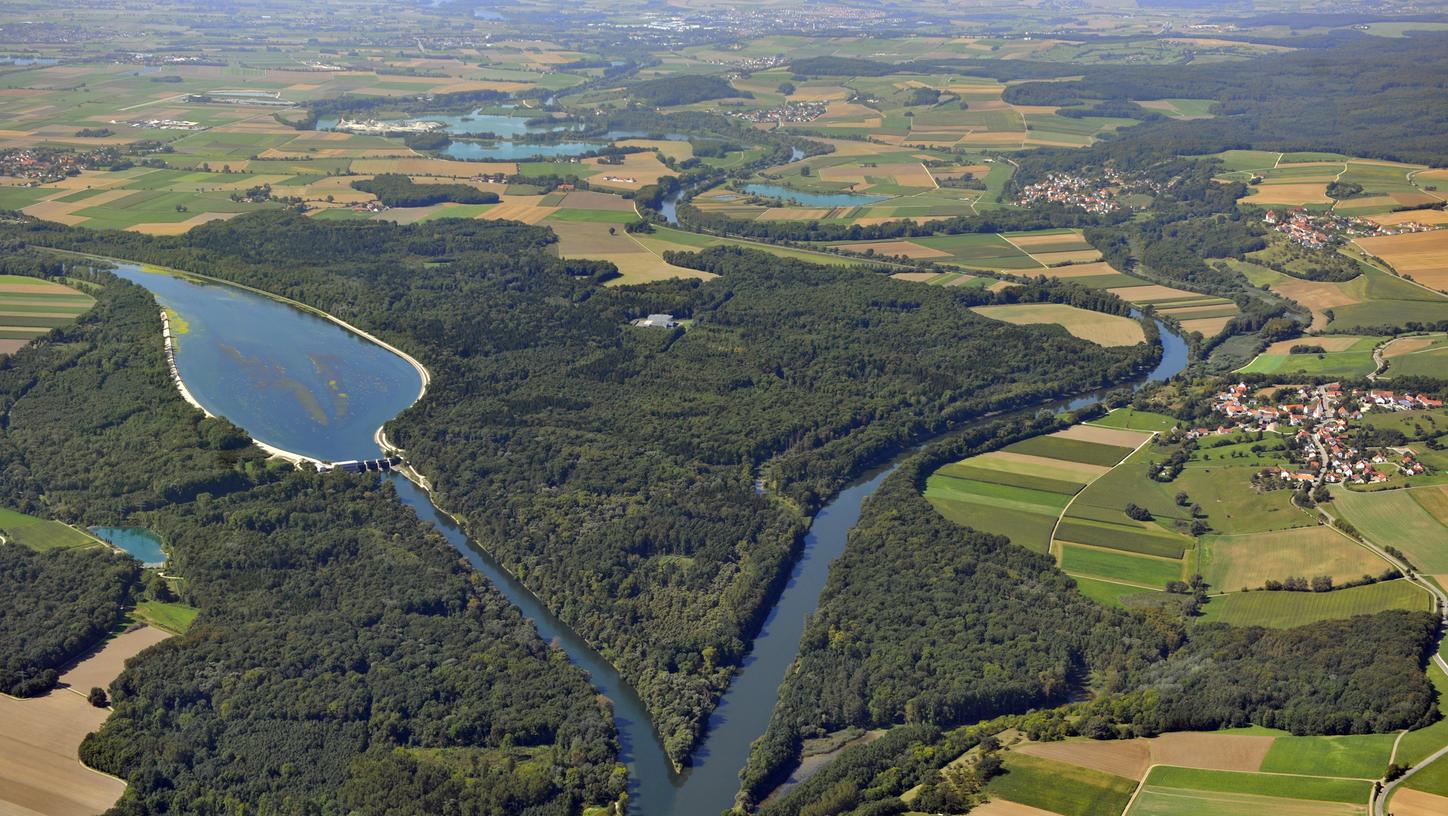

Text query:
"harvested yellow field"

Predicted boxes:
[[1016, 739, 1150, 781], [617, 138, 692, 161], [1367, 209, 1448, 227], [1033, 249, 1103, 265], [558, 190, 635, 211], [1243, 182, 1333, 205], [972, 303, 1147, 347], [480, 196, 557, 224], [974, 451, 1112, 481], [891, 272, 938, 283], [818, 162, 935, 189], [552, 221, 646, 255], [1053, 424, 1154, 448], [830, 240, 951, 259], [1383, 335, 1440, 357], [1391, 789, 1448, 816], [130, 212, 240, 235], [595, 252, 716, 286], [351, 158, 516, 177], [1108, 284, 1203, 303], [1026, 261, 1117, 279], [1149, 732, 1274, 772], [1178, 316, 1235, 336], [759, 207, 833, 221], [0, 625, 170, 816], [1267, 277, 1361, 331], [584, 152, 671, 190], [1356, 230, 1448, 293], [1006, 231, 1087, 249], [969, 799, 1061, 816]]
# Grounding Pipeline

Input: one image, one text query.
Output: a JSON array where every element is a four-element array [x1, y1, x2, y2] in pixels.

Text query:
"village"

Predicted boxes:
[[729, 99, 827, 125], [1262, 207, 1436, 249], [1207, 380, 1441, 487], [1015, 168, 1164, 213]]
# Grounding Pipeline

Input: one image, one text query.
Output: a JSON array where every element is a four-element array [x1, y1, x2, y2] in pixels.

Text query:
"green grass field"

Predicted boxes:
[[928, 493, 1059, 554], [1072, 575, 1163, 607], [1056, 517, 1190, 559], [1403, 750, 1448, 797], [1397, 663, 1448, 767], [1090, 409, 1180, 432], [1238, 349, 1379, 378], [935, 462, 1084, 495], [1260, 734, 1397, 779], [1006, 435, 1136, 467], [0, 507, 101, 552], [1060, 544, 1183, 588], [1331, 487, 1448, 573], [1196, 580, 1430, 627], [985, 752, 1138, 816], [1128, 786, 1366, 816], [134, 600, 200, 635], [1142, 766, 1372, 803]]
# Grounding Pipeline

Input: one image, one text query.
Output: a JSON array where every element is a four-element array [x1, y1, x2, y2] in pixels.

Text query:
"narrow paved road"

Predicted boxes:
[[1375, 740, 1448, 816]]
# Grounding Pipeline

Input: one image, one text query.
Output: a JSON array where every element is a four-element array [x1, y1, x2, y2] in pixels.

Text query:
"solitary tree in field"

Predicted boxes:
[[88, 687, 108, 707]]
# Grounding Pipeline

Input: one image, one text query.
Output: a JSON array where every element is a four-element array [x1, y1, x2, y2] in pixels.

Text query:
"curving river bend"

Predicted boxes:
[[113, 260, 1188, 815]]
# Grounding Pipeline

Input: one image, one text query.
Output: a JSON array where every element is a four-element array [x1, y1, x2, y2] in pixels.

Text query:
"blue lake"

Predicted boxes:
[[92, 527, 166, 567], [444, 140, 607, 160], [742, 183, 890, 207], [112, 263, 423, 463]]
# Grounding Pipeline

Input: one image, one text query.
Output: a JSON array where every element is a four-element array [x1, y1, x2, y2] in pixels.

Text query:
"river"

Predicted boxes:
[[112, 256, 1188, 815]]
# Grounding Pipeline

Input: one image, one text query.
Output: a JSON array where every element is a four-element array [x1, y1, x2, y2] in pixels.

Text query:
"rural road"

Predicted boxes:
[[1375, 740, 1448, 816]]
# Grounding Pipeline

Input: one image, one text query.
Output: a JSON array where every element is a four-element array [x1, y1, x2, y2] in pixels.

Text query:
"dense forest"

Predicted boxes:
[[0, 267, 623, 814], [0, 544, 139, 696], [1000, 32, 1448, 166], [352, 174, 500, 208], [739, 412, 1441, 812], [628, 74, 747, 107], [1, 212, 1158, 767]]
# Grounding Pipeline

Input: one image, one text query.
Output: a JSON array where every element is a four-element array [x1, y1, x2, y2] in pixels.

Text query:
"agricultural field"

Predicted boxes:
[[970, 304, 1147, 347], [826, 228, 1100, 271], [1211, 150, 1444, 215], [1379, 333, 1448, 379], [1355, 229, 1448, 295], [981, 751, 1138, 816], [0, 507, 103, 552], [629, 224, 881, 280], [1196, 579, 1431, 627], [0, 274, 96, 354], [1237, 336, 1383, 378], [0, 625, 171, 816], [1330, 486, 1448, 577], [133, 600, 200, 635], [1127, 766, 1371, 816], [1230, 259, 1448, 333], [925, 423, 1153, 564], [1198, 526, 1389, 593], [998, 726, 1395, 816]]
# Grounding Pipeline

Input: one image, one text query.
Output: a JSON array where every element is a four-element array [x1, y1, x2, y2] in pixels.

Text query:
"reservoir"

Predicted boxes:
[[91, 527, 166, 567], [111, 263, 423, 463], [111, 254, 1187, 815], [742, 183, 890, 208]]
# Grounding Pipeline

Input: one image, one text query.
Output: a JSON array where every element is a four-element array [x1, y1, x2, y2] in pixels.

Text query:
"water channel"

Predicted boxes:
[[111, 257, 1188, 815]]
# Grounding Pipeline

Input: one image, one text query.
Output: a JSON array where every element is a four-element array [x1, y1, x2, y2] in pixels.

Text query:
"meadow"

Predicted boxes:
[[1237, 336, 1382, 378], [1199, 527, 1389, 593], [983, 751, 1138, 816], [1231, 259, 1448, 333], [0, 507, 102, 552], [1196, 580, 1431, 627], [1331, 486, 1448, 575]]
